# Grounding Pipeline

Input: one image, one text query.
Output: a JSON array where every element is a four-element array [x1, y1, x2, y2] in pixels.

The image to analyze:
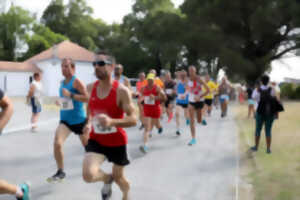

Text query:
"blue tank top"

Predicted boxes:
[[59, 76, 86, 125], [176, 81, 189, 104]]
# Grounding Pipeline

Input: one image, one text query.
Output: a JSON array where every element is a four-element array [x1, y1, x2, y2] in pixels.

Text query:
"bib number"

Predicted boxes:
[[60, 98, 74, 110], [166, 89, 173, 95], [145, 96, 155, 105], [92, 118, 117, 135], [178, 94, 186, 100]]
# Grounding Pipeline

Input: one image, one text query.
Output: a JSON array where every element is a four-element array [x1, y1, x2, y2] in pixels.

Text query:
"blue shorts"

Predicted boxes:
[[31, 98, 41, 114], [248, 99, 255, 105], [219, 95, 229, 103]]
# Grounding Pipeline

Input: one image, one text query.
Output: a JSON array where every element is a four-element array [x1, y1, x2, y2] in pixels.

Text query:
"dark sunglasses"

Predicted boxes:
[[92, 60, 112, 67]]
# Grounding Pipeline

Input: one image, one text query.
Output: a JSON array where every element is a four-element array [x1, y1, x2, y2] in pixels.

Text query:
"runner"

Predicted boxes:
[[187, 66, 209, 146], [47, 58, 89, 183], [140, 73, 166, 153], [135, 72, 147, 130], [175, 70, 190, 136], [82, 52, 137, 200], [0, 89, 31, 200], [26, 72, 43, 132], [218, 76, 231, 118], [164, 71, 177, 123], [203, 74, 218, 117], [113, 64, 132, 91]]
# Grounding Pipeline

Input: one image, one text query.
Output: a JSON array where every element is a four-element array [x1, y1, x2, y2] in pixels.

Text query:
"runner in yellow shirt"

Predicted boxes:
[[203, 74, 218, 116]]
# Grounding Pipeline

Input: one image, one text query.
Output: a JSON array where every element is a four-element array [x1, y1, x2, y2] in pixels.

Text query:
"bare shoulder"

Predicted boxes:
[[118, 83, 131, 97], [87, 82, 95, 94]]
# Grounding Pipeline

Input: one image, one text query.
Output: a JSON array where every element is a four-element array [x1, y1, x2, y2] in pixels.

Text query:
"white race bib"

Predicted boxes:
[[166, 89, 173, 95], [144, 96, 155, 105], [188, 81, 194, 87], [60, 98, 74, 110], [178, 94, 186, 100], [92, 118, 117, 135], [189, 93, 195, 102], [220, 94, 227, 99]]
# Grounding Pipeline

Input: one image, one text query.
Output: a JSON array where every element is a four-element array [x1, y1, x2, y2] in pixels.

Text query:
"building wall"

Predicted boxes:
[[36, 59, 96, 96], [0, 72, 32, 96]]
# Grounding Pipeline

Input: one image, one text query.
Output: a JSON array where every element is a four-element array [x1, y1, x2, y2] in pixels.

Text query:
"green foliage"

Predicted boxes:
[[21, 24, 68, 61], [0, 6, 34, 61], [280, 83, 300, 99]]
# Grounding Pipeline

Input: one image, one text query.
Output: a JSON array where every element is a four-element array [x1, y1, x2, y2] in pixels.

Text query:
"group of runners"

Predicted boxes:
[[0, 51, 234, 200]]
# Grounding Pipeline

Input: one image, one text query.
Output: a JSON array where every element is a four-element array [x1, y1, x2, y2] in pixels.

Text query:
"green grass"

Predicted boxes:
[[235, 102, 300, 200]]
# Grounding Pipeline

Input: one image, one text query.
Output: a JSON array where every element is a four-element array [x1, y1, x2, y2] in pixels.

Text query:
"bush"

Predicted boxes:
[[280, 83, 295, 99], [294, 85, 300, 99]]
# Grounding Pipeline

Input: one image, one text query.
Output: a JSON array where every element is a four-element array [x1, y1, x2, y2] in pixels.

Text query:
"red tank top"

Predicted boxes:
[[88, 80, 127, 147], [142, 85, 160, 106]]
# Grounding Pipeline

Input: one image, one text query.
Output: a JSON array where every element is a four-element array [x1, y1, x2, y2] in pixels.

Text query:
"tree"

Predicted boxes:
[[181, 0, 300, 83], [21, 24, 68, 60], [0, 6, 33, 61]]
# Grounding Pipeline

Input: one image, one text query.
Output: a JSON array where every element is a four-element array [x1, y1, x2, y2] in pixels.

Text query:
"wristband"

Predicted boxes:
[[70, 93, 75, 99]]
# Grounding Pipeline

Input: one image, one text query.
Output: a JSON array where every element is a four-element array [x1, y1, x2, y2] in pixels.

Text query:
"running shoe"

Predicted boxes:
[[17, 183, 30, 200], [167, 112, 173, 123], [266, 149, 272, 154], [188, 138, 196, 146], [186, 119, 190, 125], [250, 146, 258, 152], [47, 169, 66, 183], [139, 145, 149, 153], [176, 130, 181, 136], [158, 127, 163, 134], [101, 176, 113, 200], [202, 120, 207, 126], [139, 124, 144, 130]]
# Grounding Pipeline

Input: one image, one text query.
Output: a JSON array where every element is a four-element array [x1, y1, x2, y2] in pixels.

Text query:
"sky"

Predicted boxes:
[[9, 0, 185, 24]]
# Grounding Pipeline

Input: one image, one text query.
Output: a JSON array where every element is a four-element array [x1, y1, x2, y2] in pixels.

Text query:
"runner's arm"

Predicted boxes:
[[66, 79, 89, 102], [199, 79, 210, 98], [157, 87, 167, 102], [0, 95, 13, 131], [113, 86, 137, 128], [85, 83, 94, 125], [124, 77, 133, 92]]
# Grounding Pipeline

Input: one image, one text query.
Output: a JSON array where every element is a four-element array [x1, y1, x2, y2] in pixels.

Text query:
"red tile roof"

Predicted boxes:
[[0, 40, 95, 73], [0, 61, 41, 72], [25, 40, 95, 63]]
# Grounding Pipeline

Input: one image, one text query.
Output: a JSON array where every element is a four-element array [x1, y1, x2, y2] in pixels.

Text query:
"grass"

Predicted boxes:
[[234, 102, 300, 200]]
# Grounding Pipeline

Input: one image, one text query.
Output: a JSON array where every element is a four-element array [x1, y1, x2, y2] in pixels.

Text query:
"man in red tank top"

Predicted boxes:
[[82, 52, 137, 200], [140, 73, 167, 153], [187, 66, 210, 146]]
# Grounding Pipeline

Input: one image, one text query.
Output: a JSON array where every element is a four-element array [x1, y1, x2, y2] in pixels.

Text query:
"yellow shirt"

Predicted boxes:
[[204, 81, 218, 99]]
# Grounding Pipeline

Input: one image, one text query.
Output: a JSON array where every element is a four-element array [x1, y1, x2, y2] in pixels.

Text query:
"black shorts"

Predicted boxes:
[[204, 99, 213, 106], [189, 101, 204, 110], [85, 139, 130, 166], [176, 103, 188, 109], [60, 119, 87, 135], [165, 96, 175, 107]]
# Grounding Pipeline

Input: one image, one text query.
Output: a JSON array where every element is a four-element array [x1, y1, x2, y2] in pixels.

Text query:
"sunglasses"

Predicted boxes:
[[92, 60, 112, 67]]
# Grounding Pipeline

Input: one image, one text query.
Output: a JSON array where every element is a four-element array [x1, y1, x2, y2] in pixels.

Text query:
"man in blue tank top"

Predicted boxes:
[[47, 58, 89, 183], [175, 70, 190, 135]]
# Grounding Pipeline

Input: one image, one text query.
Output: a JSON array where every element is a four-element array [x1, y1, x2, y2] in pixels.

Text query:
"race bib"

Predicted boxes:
[[188, 81, 194, 87], [189, 93, 195, 102], [60, 98, 74, 110], [144, 96, 155, 105], [220, 94, 228, 99], [166, 89, 173, 95], [92, 118, 117, 135], [178, 94, 186, 100]]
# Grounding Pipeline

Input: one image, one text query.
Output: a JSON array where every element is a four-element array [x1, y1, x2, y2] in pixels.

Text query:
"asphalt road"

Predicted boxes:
[[0, 100, 238, 200]]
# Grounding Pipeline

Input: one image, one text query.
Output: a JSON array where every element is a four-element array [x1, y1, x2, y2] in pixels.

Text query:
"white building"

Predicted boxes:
[[0, 40, 97, 96]]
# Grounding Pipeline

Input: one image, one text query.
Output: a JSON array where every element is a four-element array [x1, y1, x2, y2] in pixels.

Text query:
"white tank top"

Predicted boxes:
[[32, 80, 43, 100]]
